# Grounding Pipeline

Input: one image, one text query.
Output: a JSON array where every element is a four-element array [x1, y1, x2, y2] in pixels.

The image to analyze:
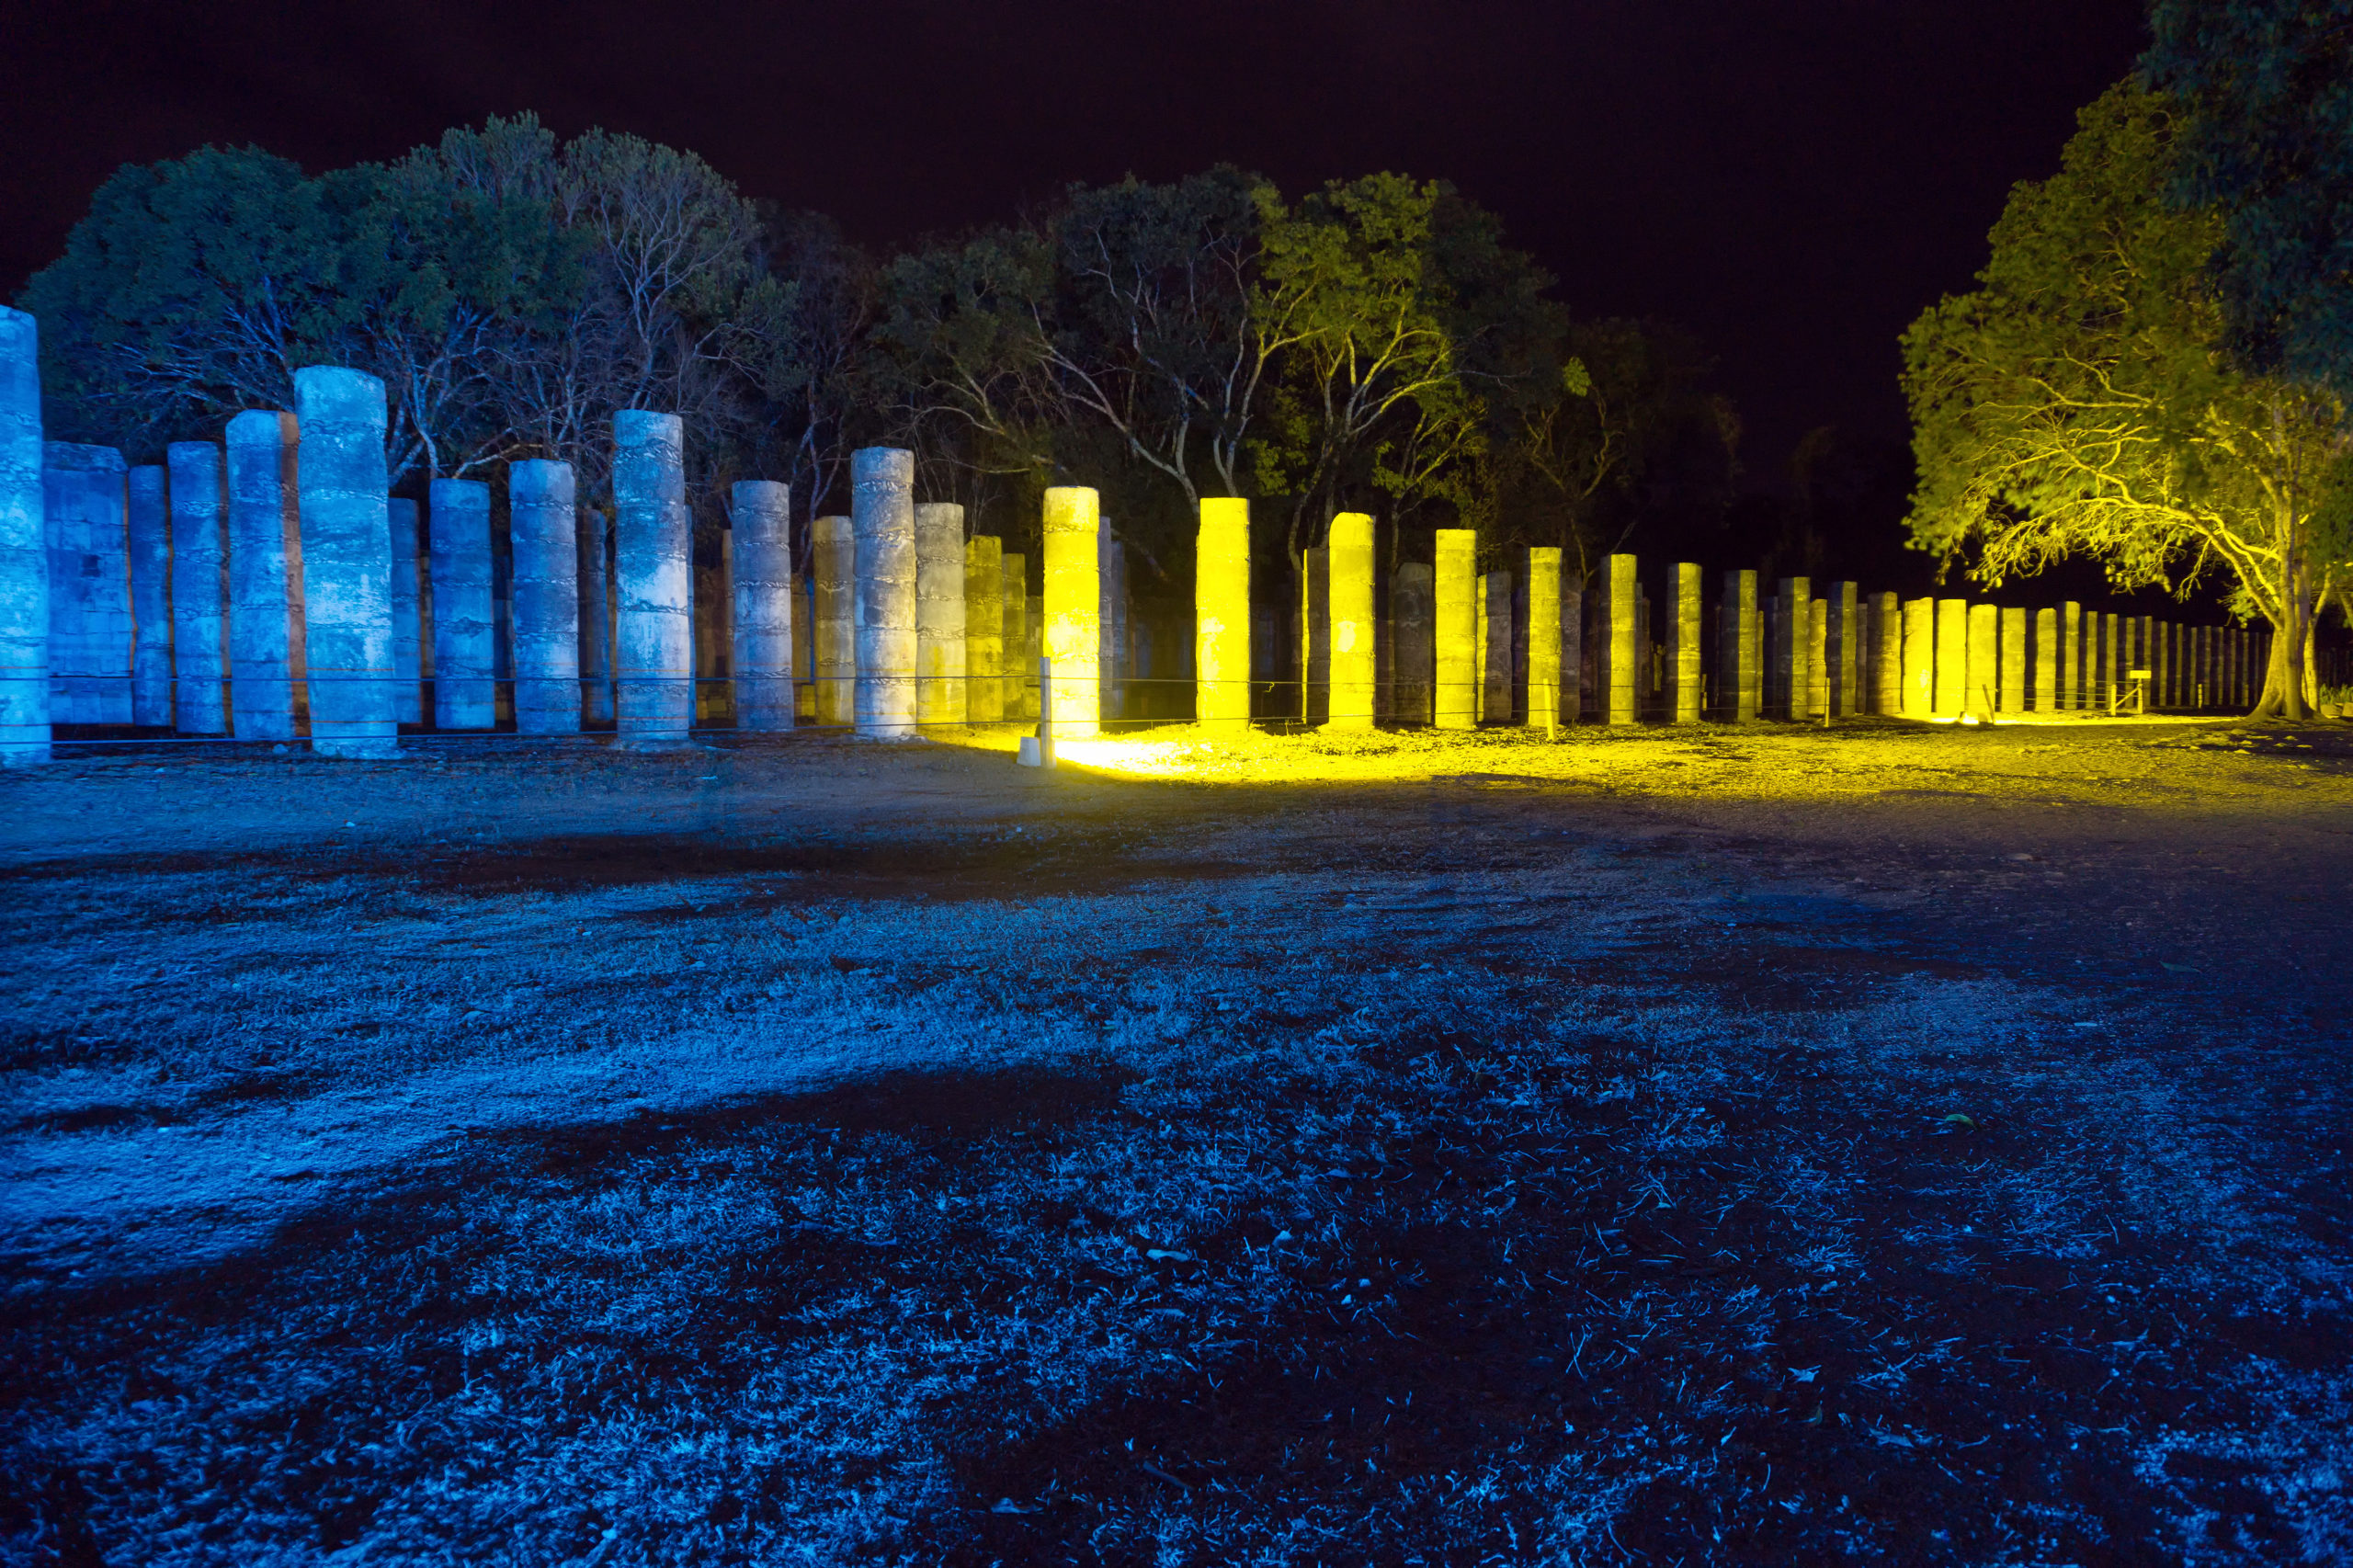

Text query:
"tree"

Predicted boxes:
[[2143, 0, 2353, 399], [1902, 80, 2349, 717]]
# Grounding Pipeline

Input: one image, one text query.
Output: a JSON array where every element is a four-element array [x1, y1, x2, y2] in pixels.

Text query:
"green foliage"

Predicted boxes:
[[1901, 79, 2349, 712], [2143, 0, 2353, 398]]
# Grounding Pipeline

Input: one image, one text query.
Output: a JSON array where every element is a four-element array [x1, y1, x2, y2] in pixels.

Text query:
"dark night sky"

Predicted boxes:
[[6, 0, 2150, 490]]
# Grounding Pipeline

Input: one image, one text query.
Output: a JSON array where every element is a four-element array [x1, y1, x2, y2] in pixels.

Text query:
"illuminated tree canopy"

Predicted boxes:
[[1901, 81, 2350, 716]]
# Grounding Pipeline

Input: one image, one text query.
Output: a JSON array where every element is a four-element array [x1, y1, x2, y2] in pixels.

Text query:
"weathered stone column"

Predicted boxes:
[[2032, 608, 2058, 711], [1965, 604, 1998, 719], [1557, 569, 1584, 724], [0, 308, 45, 764], [1665, 562, 1700, 722], [1870, 591, 1901, 714], [1432, 529, 1476, 730], [1901, 597, 1935, 717], [1931, 598, 1967, 716], [1025, 589, 1043, 718], [426, 478, 494, 730], [965, 533, 1005, 723], [915, 500, 967, 731], [44, 444, 132, 725], [1523, 547, 1563, 729], [1602, 552, 1638, 724], [224, 411, 304, 741], [1327, 511, 1375, 731], [512, 460, 582, 734], [1717, 570, 1756, 721], [1481, 569, 1513, 723], [613, 410, 693, 744], [1196, 498, 1250, 730], [576, 506, 615, 724], [1808, 596, 1828, 719], [812, 513, 854, 726], [1999, 606, 2027, 713], [1000, 553, 1031, 720], [127, 465, 172, 726], [386, 498, 423, 724], [1826, 581, 1859, 715], [1771, 577, 1810, 721], [850, 449, 916, 739], [1101, 529, 1128, 722], [1042, 485, 1100, 738], [1393, 562, 1434, 724], [725, 479, 791, 733], [292, 368, 396, 757], [1298, 545, 1330, 723], [165, 443, 228, 735], [2060, 602, 2083, 710]]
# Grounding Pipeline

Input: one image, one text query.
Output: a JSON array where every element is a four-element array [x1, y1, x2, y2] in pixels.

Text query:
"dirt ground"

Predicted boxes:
[[3, 715, 2350, 1565]]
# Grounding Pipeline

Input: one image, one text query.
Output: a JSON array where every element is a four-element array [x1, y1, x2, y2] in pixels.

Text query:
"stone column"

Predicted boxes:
[[1602, 552, 1638, 724], [1001, 553, 1030, 720], [2060, 602, 2082, 710], [1026, 590, 1043, 719], [1481, 570, 1513, 723], [1522, 548, 1563, 729], [127, 465, 172, 726], [292, 368, 395, 757], [915, 500, 967, 731], [1965, 604, 1998, 719], [1328, 511, 1375, 731], [1101, 529, 1128, 722], [2104, 614, 2122, 709], [849, 449, 916, 739], [1870, 591, 1901, 714], [1665, 562, 1700, 723], [224, 411, 304, 741], [1902, 597, 1935, 718], [2031, 608, 2058, 711], [1432, 529, 1476, 730], [725, 479, 791, 733], [1393, 562, 1434, 724], [165, 443, 228, 734], [1931, 598, 1966, 716], [1557, 569, 1584, 725], [965, 533, 1005, 723], [386, 498, 423, 724], [576, 506, 615, 724], [813, 514, 854, 726], [613, 410, 693, 744], [1808, 596, 1828, 719], [0, 308, 44, 764], [1771, 577, 1810, 721], [1042, 485, 1100, 738], [1825, 581, 1859, 715], [1298, 545, 1329, 723], [1717, 570, 1756, 721], [1196, 498, 1250, 730], [1999, 607, 2028, 713], [512, 460, 583, 734], [44, 444, 132, 725], [426, 478, 494, 730]]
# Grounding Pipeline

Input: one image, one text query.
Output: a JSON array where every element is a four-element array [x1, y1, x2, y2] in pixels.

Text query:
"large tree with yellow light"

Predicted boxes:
[[1903, 80, 2350, 718]]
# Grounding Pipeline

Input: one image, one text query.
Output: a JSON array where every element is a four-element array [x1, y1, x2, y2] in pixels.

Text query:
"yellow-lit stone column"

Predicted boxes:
[[1327, 511, 1374, 730], [1299, 546, 1329, 723], [1870, 591, 1901, 713], [1196, 498, 1250, 730], [1903, 597, 1936, 718], [1808, 596, 1828, 719], [1966, 603, 1999, 719], [1668, 562, 1701, 723], [1605, 553, 1638, 724], [915, 502, 966, 731], [1042, 486, 1100, 737], [1773, 577, 1811, 720], [1527, 547, 1563, 729], [813, 514, 854, 726], [1828, 582, 1859, 715], [1999, 607, 2028, 713], [1481, 570, 1512, 723], [1433, 528, 1476, 730], [1719, 570, 1757, 721], [1934, 598, 1969, 716], [964, 534, 1004, 723]]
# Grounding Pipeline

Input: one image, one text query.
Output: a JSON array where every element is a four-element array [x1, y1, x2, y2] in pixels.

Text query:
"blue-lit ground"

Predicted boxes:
[[3, 721, 2349, 1564]]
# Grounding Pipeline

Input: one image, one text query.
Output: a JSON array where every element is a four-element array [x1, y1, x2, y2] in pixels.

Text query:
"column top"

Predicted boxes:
[[42, 440, 125, 472], [226, 409, 298, 447], [292, 366, 388, 429]]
